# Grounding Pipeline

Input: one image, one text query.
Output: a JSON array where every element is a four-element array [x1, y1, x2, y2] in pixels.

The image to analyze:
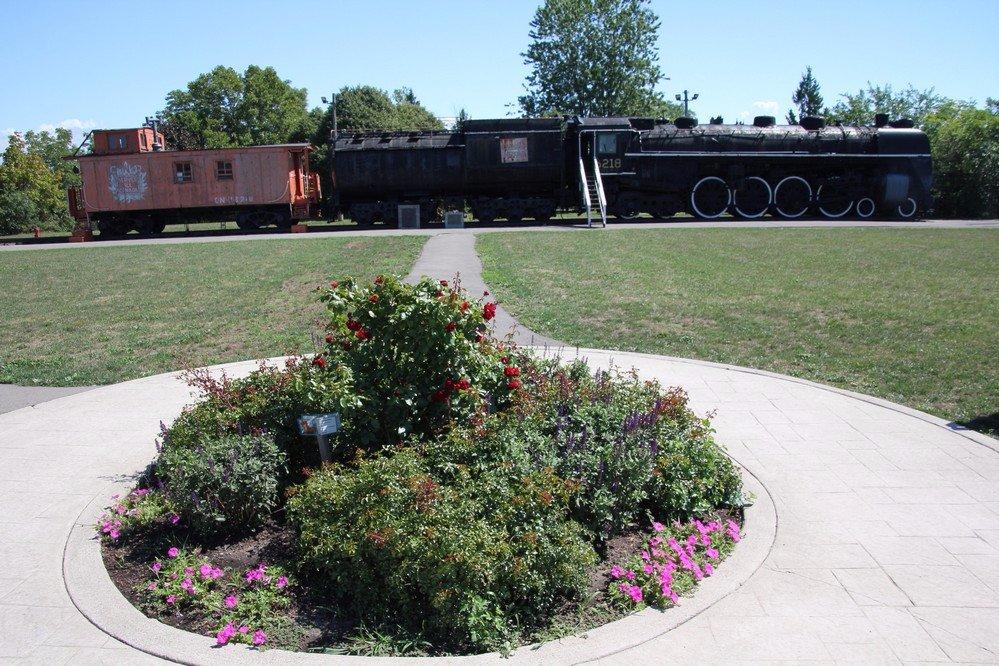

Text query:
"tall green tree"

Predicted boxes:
[[786, 66, 827, 124], [830, 83, 957, 127], [0, 133, 71, 233], [23, 128, 80, 188], [922, 103, 999, 217], [518, 0, 682, 118], [162, 65, 314, 149]]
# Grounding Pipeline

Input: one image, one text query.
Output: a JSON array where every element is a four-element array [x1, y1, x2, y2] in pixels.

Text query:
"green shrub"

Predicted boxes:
[[317, 275, 515, 451], [289, 447, 596, 651], [157, 432, 285, 537], [513, 357, 744, 540], [165, 358, 357, 477]]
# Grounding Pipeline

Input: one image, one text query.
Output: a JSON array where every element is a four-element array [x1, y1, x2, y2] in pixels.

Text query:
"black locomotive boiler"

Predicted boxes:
[[330, 115, 932, 224]]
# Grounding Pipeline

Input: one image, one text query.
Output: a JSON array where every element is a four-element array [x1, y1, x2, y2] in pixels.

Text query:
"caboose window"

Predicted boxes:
[[215, 161, 233, 180], [108, 134, 127, 152], [597, 133, 618, 155], [173, 162, 193, 184]]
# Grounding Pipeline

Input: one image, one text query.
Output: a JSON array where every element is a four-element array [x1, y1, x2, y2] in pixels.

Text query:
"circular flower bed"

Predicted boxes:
[[98, 274, 746, 656]]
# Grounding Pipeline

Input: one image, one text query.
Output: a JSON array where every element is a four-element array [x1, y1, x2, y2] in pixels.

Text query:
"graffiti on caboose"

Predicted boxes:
[[107, 162, 149, 203]]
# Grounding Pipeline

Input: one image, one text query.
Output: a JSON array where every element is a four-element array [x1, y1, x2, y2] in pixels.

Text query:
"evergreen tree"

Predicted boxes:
[[787, 66, 826, 124]]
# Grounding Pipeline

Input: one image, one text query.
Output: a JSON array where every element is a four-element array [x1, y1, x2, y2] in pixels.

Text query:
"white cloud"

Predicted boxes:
[[1, 118, 100, 152], [752, 100, 780, 113]]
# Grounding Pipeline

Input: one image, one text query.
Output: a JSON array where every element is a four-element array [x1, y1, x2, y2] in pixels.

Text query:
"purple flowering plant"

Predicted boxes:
[[96, 488, 175, 543], [608, 517, 741, 609]]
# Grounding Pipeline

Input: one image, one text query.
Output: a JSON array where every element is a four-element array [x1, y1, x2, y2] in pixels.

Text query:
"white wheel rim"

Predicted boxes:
[[733, 176, 772, 219], [690, 176, 731, 219], [856, 198, 875, 219], [774, 176, 812, 218], [817, 184, 853, 218], [897, 197, 917, 219]]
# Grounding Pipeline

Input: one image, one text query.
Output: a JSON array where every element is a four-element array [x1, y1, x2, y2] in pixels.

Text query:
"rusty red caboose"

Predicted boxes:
[[67, 128, 320, 235]]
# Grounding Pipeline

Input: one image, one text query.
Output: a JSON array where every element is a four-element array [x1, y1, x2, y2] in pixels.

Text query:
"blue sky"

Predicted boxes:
[[2, 0, 997, 149]]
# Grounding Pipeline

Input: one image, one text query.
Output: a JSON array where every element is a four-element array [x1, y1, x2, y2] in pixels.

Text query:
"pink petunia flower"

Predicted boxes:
[[652, 522, 665, 533], [239, 625, 249, 635], [199, 564, 213, 578], [166, 595, 176, 605], [216, 623, 236, 646], [151, 561, 162, 573], [252, 629, 267, 646], [609, 565, 623, 579], [147, 583, 157, 591], [642, 564, 654, 575], [167, 547, 179, 558], [224, 595, 237, 609], [625, 569, 636, 581], [276, 576, 288, 589]]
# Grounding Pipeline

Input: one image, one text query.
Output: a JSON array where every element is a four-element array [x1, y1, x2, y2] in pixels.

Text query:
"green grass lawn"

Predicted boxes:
[[478, 228, 999, 435], [0, 236, 424, 386]]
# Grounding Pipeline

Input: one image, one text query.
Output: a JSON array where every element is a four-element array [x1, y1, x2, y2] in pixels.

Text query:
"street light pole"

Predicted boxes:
[[674, 90, 700, 117]]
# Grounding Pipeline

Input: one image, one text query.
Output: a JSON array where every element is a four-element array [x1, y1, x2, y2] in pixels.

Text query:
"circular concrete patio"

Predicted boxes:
[[1, 346, 997, 663]]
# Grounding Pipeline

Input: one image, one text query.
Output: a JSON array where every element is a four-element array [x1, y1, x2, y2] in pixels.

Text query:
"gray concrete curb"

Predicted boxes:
[[61, 353, 778, 665]]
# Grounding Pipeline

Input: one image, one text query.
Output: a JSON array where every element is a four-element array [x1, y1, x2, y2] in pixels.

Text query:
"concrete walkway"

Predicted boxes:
[[1, 232, 997, 663], [0, 385, 95, 415]]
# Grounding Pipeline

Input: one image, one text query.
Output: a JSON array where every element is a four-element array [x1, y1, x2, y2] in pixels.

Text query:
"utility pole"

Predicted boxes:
[[321, 94, 338, 139], [674, 90, 699, 117]]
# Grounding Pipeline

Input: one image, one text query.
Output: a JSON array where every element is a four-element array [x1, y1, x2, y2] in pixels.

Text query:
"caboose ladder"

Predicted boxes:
[[579, 156, 607, 228]]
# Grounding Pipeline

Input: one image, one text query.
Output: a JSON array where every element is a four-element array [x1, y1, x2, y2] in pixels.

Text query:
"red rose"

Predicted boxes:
[[439, 279, 448, 287], [356, 328, 370, 340], [483, 302, 497, 321], [444, 378, 455, 390], [504, 366, 520, 377], [369, 293, 380, 303], [500, 356, 509, 364], [312, 355, 326, 369], [507, 379, 522, 390], [445, 321, 456, 332], [346, 319, 361, 331], [330, 280, 339, 288], [324, 334, 334, 344], [432, 389, 448, 403], [375, 275, 385, 285], [456, 378, 471, 390]]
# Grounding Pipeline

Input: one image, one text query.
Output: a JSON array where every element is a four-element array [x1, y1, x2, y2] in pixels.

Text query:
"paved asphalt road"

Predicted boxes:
[[2, 218, 997, 252], [0, 385, 95, 415]]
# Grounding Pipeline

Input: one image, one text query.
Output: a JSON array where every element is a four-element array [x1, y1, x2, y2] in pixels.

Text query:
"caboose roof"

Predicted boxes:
[[70, 143, 312, 160]]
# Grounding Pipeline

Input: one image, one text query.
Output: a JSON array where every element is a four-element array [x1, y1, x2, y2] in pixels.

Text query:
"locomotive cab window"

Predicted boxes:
[[215, 161, 233, 180], [173, 162, 193, 184], [597, 133, 619, 155]]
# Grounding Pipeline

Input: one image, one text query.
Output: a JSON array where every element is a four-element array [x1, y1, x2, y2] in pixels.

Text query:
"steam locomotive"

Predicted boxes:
[[332, 114, 932, 224], [69, 114, 932, 235]]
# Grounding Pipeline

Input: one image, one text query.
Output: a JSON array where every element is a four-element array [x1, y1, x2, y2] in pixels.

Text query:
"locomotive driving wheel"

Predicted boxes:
[[816, 179, 854, 219], [773, 176, 813, 218], [731, 177, 772, 219], [690, 177, 731, 219], [896, 197, 918, 219]]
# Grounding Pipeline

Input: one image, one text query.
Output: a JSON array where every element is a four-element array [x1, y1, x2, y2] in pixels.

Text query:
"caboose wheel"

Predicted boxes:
[[855, 198, 876, 219], [690, 177, 731, 219], [235, 211, 261, 230], [732, 177, 772, 219], [816, 183, 853, 219], [773, 176, 812, 218], [896, 197, 918, 219]]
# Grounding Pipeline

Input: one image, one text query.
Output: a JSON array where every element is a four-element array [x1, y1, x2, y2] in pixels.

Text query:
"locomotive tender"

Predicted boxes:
[[332, 114, 932, 224]]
